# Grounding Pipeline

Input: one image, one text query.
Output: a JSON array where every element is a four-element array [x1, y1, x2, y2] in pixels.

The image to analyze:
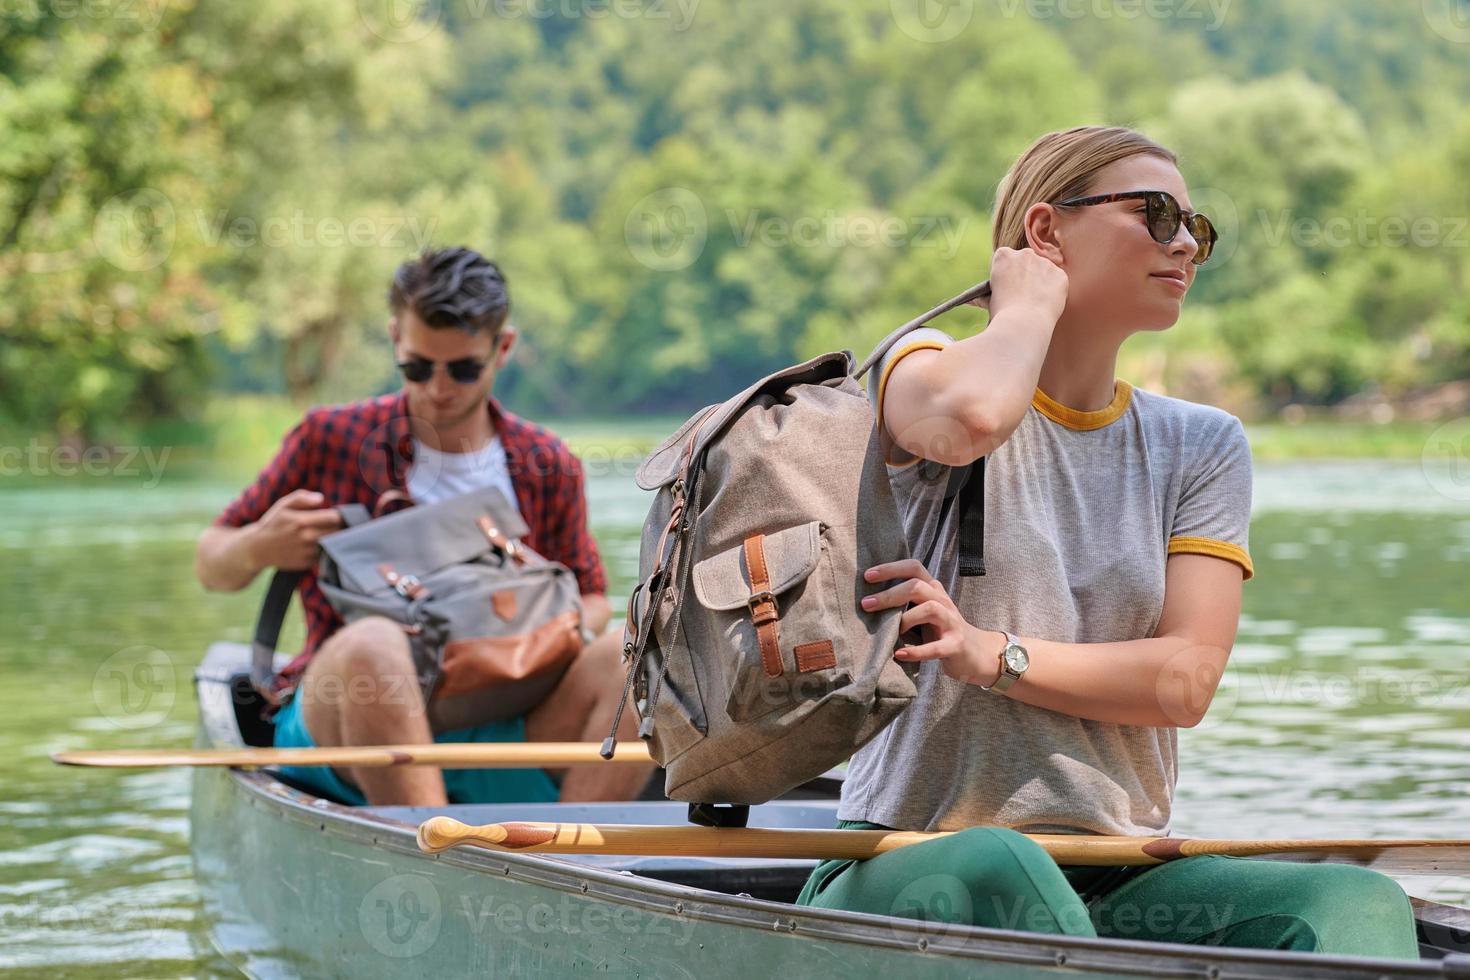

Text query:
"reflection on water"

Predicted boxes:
[[0, 461, 1466, 974]]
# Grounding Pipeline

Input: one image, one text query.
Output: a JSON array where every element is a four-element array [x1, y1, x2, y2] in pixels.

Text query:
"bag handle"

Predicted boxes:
[[249, 503, 370, 704], [852, 280, 991, 380]]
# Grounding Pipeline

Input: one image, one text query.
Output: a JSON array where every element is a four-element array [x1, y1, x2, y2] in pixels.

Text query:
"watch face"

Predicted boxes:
[[1004, 645, 1029, 673]]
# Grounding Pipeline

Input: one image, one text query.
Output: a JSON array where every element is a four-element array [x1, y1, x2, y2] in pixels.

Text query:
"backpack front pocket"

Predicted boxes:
[[692, 521, 851, 723]]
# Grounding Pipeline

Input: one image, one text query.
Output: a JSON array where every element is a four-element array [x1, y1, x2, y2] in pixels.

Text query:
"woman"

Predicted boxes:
[[795, 126, 1418, 958]]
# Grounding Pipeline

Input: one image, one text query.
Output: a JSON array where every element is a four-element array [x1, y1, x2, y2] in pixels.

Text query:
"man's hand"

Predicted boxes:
[[246, 490, 345, 572]]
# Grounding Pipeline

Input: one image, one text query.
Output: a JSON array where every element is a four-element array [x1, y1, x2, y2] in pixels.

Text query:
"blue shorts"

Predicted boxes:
[[270, 693, 561, 806]]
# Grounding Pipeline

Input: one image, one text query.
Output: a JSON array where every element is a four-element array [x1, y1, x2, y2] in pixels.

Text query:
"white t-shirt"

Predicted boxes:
[[406, 435, 522, 514]]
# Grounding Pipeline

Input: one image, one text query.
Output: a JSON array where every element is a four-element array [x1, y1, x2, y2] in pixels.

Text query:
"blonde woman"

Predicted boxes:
[[797, 126, 1417, 959]]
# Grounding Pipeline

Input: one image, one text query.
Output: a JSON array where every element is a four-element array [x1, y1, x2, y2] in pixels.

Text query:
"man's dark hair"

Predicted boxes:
[[388, 247, 510, 335]]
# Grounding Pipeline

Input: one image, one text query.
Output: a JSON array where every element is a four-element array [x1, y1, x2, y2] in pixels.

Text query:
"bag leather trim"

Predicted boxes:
[[438, 609, 582, 698]]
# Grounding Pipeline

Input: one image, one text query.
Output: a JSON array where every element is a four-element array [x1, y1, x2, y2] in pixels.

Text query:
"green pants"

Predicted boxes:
[[797, 823, 1419, 960]]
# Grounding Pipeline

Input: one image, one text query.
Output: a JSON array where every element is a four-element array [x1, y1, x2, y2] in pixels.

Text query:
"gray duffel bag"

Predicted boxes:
[[251, 486, 585, 732]]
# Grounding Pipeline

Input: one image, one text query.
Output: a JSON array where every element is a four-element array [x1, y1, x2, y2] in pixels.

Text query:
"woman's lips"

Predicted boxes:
[[1151, 272, 1188, 292]]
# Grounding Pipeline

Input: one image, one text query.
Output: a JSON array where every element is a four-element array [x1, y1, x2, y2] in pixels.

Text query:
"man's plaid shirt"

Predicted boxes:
[[214, 391, 608, 688]]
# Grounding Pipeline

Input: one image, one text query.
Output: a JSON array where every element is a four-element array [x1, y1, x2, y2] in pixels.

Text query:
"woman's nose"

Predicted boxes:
[[1169, 224, 1201, 264]]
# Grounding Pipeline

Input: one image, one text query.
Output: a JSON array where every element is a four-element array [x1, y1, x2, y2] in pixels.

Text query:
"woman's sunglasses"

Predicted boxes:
[[396, 355, 489, 384], [1054, 190, 1218, 265]]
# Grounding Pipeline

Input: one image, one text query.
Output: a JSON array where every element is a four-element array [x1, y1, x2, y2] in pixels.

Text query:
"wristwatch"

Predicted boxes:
[[980, 630, 1029, 694]]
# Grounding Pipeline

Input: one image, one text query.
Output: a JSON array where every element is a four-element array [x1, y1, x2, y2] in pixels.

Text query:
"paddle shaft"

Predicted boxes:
[[51, 742, 653, 770], [417, 818, 1470, 874]]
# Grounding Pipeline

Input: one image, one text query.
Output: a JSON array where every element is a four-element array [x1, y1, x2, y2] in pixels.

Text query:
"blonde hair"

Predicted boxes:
[[992, 126, 1177, 252]]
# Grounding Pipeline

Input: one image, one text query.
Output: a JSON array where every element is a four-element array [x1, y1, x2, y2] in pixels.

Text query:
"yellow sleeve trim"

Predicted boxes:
[[1167, 536, 1254, 581], [875, 340, 948, 468]]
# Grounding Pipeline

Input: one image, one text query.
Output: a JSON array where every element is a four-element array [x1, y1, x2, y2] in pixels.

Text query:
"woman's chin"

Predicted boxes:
[[1137, 299, 1184, 331]]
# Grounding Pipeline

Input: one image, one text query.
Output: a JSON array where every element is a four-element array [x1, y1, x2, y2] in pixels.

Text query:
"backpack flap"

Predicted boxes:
[[691, 522, 821, 611], [320, 486, 530, 595], [635, 351, 855, 491]]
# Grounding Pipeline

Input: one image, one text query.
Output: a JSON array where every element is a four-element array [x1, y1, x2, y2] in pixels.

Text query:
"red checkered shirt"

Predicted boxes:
[[214, 391, 608, 689]]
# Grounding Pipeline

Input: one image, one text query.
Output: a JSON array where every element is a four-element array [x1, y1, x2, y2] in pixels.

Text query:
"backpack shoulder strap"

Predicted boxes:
[[250, 569, 303, 704], [248, 503, 367, 703], [920, 457, 987, 577], [853, 280, 991, 380]]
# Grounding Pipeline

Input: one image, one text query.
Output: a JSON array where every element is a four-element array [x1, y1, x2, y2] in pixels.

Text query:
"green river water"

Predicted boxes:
[[1, 460, 1468, 977]]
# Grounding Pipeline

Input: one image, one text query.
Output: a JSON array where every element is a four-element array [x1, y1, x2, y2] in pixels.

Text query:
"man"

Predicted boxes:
[[195, 247, 650, 806]]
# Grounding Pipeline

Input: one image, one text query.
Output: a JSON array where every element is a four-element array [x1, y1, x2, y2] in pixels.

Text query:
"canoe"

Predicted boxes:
[[190, 642, 1470, 978]]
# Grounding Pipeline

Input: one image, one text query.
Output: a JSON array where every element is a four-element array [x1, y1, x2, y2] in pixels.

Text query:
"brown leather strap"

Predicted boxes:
[[476, 515, 526, 565], [743, 534, 782, 677], [373, 488, 413, 518], [376, 562, 428, 599]]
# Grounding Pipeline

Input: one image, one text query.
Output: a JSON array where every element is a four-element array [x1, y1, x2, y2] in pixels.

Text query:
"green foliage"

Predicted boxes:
[[3, 0, 1469, 435]]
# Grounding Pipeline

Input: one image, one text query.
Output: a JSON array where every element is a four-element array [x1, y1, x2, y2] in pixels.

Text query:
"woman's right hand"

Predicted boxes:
[[987, 246, 1068, 324]]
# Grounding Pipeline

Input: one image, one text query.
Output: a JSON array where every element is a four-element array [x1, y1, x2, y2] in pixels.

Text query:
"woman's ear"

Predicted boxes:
[[1021, 202, 1066, 266]]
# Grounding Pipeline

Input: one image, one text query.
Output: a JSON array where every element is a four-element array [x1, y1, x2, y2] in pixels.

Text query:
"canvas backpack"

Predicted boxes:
[[601, 282, 992, 814], [251, 486, 586, 732]]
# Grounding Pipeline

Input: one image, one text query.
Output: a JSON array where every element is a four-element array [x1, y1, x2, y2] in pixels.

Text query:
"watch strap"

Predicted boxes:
[[982, 630, 1024, 693]]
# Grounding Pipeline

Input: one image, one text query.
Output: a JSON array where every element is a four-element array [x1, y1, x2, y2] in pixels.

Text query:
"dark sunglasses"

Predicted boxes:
[[1054, 189, 1218, 265], [395, 355, 489, 384]]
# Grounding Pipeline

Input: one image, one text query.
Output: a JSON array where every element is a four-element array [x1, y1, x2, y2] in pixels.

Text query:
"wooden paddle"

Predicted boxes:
[[417, 817, 1470, 874], [51, 741, 653, 770]]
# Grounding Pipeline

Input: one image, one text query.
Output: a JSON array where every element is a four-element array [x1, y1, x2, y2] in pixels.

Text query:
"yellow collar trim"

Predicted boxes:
[[1032, 380, 1133, 431]]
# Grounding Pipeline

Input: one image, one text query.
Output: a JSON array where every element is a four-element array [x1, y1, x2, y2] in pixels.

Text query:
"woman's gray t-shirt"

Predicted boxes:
[[840, 326, 1255, 836]]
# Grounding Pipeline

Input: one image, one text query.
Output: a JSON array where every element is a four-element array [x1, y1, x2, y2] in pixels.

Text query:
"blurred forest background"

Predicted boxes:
[[4, 0, 1470, 451]]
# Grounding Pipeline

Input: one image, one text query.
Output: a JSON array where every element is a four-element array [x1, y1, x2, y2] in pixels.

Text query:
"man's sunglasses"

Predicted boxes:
[[1054, 190, 1218, 265], [396, 355, 489, 384]]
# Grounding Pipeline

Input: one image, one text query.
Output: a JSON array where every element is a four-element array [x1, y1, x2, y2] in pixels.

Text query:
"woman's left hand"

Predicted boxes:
[[860, 559, 1001, 687]]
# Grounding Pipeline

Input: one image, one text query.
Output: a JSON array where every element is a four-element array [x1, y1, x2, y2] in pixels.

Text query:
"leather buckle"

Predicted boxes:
[[746, 590, 778, 623]]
